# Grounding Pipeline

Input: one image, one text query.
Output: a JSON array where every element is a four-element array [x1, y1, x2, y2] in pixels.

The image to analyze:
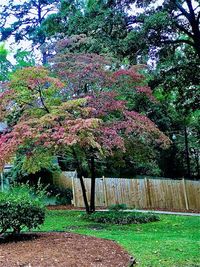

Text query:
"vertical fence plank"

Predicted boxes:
[[144, 177, 152, 209], [102, 176, 108, 207], [71, 176, 76, 206], [72, 176, 200, 210], [185, 180, 200, 210], [182, 178, 189, 210]]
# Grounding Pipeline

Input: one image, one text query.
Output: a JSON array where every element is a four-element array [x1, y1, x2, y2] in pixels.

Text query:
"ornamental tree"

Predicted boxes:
[[51, 41, 156, 106], [0, 63, 170, 213]]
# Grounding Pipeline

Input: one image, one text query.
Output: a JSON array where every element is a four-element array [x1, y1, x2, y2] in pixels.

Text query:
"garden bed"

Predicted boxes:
[[0, 232, 130, 267]]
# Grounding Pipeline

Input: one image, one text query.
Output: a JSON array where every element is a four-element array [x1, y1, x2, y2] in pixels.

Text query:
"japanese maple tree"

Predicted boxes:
[[0, 60, 170, 213]]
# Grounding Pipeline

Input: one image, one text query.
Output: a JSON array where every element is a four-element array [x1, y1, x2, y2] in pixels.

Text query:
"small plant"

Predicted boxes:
[[47, 185, 73, 205], [82, 211, 159, 225], [0, 184, 46, 235], [108, 203, 127, 211]]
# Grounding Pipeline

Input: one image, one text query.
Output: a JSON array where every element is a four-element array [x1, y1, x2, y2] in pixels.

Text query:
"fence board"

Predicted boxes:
[[186, 180, 200, 210], [72, 177, 200, 211]]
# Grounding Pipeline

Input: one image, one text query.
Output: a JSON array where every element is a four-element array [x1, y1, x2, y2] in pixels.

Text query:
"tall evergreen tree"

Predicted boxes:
[[0, 0, 60, 64]]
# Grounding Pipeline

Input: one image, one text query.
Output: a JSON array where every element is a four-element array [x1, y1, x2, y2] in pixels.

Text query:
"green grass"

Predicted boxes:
[[38, 210, 200, 267]]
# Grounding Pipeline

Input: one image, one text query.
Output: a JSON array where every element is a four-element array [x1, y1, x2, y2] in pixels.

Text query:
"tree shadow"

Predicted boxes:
[[0, 233, 40, 244]]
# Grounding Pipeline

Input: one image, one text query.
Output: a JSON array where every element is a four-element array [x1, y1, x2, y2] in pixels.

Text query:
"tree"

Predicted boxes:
[[38, 0, 200, 178], [41, 0, 143, 63], [41, 1, 200, 61], [0, 0, 59, 64], [0, 63, 170, 212], [0, 44, 35, 84], [0, 44, 12, 81]]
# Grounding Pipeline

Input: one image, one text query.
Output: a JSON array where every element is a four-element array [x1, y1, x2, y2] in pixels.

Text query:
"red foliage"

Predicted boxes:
[[0, 61, 170, 170], [113, 68, 143, 82], [51, 53, 114, 95], [135, 86, 156, 102]]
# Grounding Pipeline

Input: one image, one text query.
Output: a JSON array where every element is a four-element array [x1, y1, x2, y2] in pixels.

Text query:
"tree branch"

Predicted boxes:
[[127, 15, 144, 26], [37, 86, 50, 113], [175, 22, 193, 38], [161, 38, 194, 47], [185, 0, 195, 20], [175, 1, 191, 21], [197, 11, 200, 24]]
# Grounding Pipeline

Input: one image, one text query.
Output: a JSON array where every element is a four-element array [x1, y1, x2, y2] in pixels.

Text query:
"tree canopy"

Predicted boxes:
[[0, 0, 59, 63], [0, 0, 199, 184]]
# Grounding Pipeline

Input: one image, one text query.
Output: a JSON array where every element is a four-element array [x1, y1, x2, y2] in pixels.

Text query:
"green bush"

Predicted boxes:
[[83, 211, 159, 225], [47, 185, 73, 205], [0, 184, 46, 235], [108, 203, 127, 211]]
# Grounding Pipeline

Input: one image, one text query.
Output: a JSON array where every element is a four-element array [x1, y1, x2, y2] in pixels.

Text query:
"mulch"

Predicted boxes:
[[0, 232, 131, 267]]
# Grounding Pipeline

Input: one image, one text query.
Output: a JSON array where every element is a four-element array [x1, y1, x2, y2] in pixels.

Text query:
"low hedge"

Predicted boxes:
[[108, 203, 127, 211], [0, 184, 46, 235], [83, 211, 160, 225]]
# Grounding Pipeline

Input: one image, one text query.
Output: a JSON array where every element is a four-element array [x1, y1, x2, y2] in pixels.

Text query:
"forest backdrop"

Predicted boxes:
[[0, 0, 199, 182]]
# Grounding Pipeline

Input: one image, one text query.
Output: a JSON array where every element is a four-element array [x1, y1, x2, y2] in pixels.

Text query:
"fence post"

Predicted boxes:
[[1, 172, 3, 192], [144, 177, 152, 208], [182, 178, 189, 210], [102, 176, 108, 207], [71, 175, 76, 207]]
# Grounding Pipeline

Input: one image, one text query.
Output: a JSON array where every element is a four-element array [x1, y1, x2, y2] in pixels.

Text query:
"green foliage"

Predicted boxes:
[[0, 0, 59, 63], [13, 49, 35, 70], [22, 151, 58, 174], [47, 184, 73, 205], [0, 45, 35, 82], [108, 203, 127, 211], [0, 184, 46, 235], [0, 43, 12, 81], [9, 153, 61, 185], [41, 1, 140, 62], [82, 211, 159, 225]]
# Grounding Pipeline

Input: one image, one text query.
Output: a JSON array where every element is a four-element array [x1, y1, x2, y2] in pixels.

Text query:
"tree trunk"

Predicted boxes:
[[194, 149, 200, 178], [79, 176, 90, 213], [90, 155, 96, 213], [72, 148, 90, 213], [184, 126, 191, 178], [42, 51, 48, 65]]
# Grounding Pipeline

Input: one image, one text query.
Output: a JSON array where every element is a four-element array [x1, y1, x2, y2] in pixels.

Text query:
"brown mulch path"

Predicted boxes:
[[0, 232, 131, 267]]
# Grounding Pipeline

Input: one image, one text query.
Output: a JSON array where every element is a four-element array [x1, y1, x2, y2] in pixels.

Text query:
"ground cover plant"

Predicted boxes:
[[82, 211, 159, 225], [108, 203, 128, 211], [38, 210, 200, 267], [0, 184, 46, 235]]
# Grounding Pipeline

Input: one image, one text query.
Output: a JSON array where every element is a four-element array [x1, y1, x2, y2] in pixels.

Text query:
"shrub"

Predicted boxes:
[[0, 184, 46, 235], [47, 184, 73, 205], [108, 203, 127, 211], [82, 211, 159, 225]]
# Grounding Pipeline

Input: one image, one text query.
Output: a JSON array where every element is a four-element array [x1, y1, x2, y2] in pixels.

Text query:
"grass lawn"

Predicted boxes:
[[38, 210, 200, 267]]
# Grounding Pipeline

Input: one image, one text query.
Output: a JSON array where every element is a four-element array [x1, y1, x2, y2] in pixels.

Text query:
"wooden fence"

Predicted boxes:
[[72, 177, 200, 211]]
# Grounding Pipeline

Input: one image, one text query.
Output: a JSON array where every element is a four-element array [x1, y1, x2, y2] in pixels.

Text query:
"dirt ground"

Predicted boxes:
[[0, 232, 131, 267]]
